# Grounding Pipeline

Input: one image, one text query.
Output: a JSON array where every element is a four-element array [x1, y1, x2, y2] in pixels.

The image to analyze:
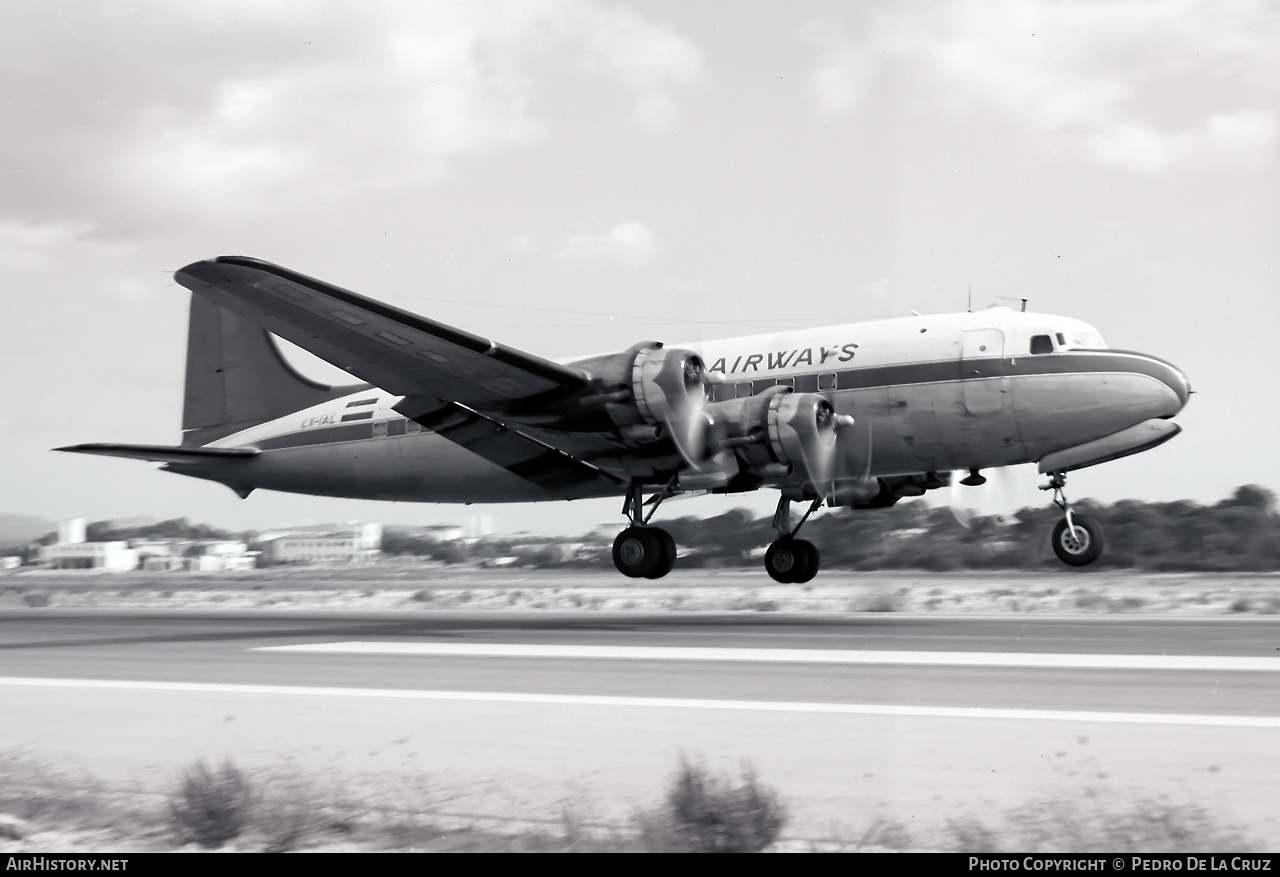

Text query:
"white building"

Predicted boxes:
[[40, 541, 138, 571], [58, 518, 86, 544], [258, 523, 381, 566], [261, 535, 375, 565]]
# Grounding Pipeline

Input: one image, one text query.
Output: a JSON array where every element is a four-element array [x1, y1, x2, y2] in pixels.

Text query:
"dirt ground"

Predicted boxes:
[[2, 564, 1277, 616]]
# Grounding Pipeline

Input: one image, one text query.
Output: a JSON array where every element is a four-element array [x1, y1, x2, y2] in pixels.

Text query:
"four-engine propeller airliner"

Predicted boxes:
[[59, 257, 1190, 581]]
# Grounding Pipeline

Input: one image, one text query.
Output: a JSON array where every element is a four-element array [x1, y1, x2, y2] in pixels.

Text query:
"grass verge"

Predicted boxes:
[[0, 753, 1265, 852]]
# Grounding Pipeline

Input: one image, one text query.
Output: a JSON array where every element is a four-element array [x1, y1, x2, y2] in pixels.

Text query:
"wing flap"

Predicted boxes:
[[401, 400, 624, 500], [174, 257, 587, 411]]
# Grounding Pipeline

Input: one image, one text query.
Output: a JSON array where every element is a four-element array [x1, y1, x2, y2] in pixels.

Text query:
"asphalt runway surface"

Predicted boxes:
[[3, 609, 1279, 841]]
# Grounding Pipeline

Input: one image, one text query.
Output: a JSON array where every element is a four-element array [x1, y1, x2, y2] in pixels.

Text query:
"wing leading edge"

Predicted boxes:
[[174, 257, 588, 414], [173, 257, 626, 498]]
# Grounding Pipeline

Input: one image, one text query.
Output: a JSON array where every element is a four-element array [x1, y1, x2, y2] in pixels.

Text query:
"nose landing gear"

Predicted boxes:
[[1040, 472, 1105, 566], [612, 480, 677, 579], [764, 494, 822, 583]]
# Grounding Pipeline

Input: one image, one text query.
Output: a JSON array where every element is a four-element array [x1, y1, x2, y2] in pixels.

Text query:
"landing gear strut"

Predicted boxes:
[[764, 494, 822, 583], [1040, 471, 1105, 566], [612, 480, 677, 579]]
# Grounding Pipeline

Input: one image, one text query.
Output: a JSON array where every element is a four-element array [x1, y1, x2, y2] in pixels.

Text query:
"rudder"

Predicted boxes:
[[182, 293, 368, 446]]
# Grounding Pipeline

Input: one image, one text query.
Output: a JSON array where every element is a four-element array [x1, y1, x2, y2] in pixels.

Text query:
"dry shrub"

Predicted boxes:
[[851, 591, 903, 612], [254, 773, 320, 853], [169, 759, 253, 848], [948, 792, 1256, 853], [638, 756, 787, 853]]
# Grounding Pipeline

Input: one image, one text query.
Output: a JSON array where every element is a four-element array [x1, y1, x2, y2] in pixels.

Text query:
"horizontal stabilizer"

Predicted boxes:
[[55, 443, 259, 464]]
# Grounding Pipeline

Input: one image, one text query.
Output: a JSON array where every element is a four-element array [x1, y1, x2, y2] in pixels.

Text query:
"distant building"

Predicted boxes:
[[258, 523, 381, 566], [57, 518, 86, 545], [128, 538, 249, 570], [200, 541, 249, 557], [142, 555, 185, 572], [40, 541, 138, 571], [423, 524, 465, 542], [466, 515, 495, 539]]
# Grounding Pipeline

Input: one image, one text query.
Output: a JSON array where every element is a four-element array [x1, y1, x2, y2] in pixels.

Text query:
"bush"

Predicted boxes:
[[639, 756, 787, 853], [169, 759, 253, 848], [948, 792, 1255, 853]]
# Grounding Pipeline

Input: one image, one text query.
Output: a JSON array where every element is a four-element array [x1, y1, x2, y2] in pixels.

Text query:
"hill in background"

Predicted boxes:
[[0, 514, 56, 549]]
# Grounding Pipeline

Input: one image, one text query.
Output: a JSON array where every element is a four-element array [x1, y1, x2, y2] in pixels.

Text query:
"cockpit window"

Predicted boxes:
[[1030, 334, 1054, 354], [1056, 332, 1066, 346], [1066, 332, 1105, 349]]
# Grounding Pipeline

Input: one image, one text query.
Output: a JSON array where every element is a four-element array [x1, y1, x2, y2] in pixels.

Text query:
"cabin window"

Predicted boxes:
[[776, 377, 794, 389], [373, 421, 388, 438], [1030, 334, 1054, 354], [795, 374, 819, 392], [818, 373, 837, 391], [735, 382, 754, 398], [405, 419, 422, 434]]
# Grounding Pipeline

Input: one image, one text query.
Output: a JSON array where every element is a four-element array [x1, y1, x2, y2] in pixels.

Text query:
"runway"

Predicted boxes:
[[2, 610, 1278, 841]]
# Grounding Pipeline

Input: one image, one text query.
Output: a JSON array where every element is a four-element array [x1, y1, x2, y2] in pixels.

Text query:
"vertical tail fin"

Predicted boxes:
[[181, 293, 368, 446]]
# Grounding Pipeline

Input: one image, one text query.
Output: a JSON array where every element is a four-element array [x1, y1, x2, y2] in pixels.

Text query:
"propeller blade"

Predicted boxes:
[[637, 348, 709, 470]]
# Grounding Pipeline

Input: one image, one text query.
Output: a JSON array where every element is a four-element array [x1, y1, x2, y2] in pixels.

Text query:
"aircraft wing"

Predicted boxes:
[[174, 257, 588, 413]]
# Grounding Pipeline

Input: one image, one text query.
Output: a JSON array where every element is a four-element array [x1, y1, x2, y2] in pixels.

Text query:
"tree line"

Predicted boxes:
[[650, 484, 1280, 572], [15, 486, 1278, 572]]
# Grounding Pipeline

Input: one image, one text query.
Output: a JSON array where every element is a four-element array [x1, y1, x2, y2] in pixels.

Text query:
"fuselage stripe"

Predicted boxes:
[[229, 351, 1183, 453]]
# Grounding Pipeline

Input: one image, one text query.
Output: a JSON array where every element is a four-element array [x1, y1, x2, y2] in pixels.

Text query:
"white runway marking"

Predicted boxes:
[[253, 641, 1280, 672], [1, 676, 1277, 728]]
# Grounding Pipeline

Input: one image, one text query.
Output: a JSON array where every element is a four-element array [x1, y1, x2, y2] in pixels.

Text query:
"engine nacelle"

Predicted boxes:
[[702, 386, 839, 489], [573, 342, 709, 467], [831, 473, 947, 509]]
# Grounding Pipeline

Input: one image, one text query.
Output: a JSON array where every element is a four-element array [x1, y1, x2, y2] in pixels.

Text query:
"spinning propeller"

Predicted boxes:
[[631, 346, 710, 471]]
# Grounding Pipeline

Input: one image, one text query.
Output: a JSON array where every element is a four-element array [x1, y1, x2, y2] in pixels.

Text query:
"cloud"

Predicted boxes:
[[556, 221, 659, 264], [807, 0, 1279, 174], [1089, 110, 1279, 174], [0, 220, 96, 270], [565, 3, 702, 132], [0, 1, 703, 230]]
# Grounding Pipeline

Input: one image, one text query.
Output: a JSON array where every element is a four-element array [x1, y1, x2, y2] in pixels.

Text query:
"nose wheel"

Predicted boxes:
[[1041, 472, 1105, 566]]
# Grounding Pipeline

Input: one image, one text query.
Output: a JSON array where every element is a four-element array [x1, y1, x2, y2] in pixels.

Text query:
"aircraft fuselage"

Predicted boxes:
[[166, 307, 1189, 503]]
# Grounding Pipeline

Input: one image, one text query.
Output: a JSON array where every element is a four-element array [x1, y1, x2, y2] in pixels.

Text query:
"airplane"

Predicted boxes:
[[58, 256, 1191, 582]]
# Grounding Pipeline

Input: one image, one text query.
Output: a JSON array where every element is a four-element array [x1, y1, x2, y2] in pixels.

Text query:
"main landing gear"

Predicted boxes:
[[764, 495, 823, 583], [1040, 471, 1105, 566], [612, 480, 677, 579]]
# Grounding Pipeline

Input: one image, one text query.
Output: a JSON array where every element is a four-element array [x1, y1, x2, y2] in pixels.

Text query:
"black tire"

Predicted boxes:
[[644, 528, 677, 579], [1051, 514, 1104, 566], [765, 537, 804, 583], [792, 538, 820, 583], [613, 527, 662, 578]]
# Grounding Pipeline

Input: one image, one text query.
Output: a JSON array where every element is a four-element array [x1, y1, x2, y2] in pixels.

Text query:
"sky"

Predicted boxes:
[[2, 0, 1277, 537]]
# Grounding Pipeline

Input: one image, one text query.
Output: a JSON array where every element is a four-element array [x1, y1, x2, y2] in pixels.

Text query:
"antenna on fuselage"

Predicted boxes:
[[967, 285, 972, 313], [1021, 298, 1028, 312]]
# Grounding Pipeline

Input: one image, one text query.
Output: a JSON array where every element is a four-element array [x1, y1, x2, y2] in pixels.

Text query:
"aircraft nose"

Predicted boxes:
[[1140, 353, 1190, 414], [1165, 362, 1191, 411]]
